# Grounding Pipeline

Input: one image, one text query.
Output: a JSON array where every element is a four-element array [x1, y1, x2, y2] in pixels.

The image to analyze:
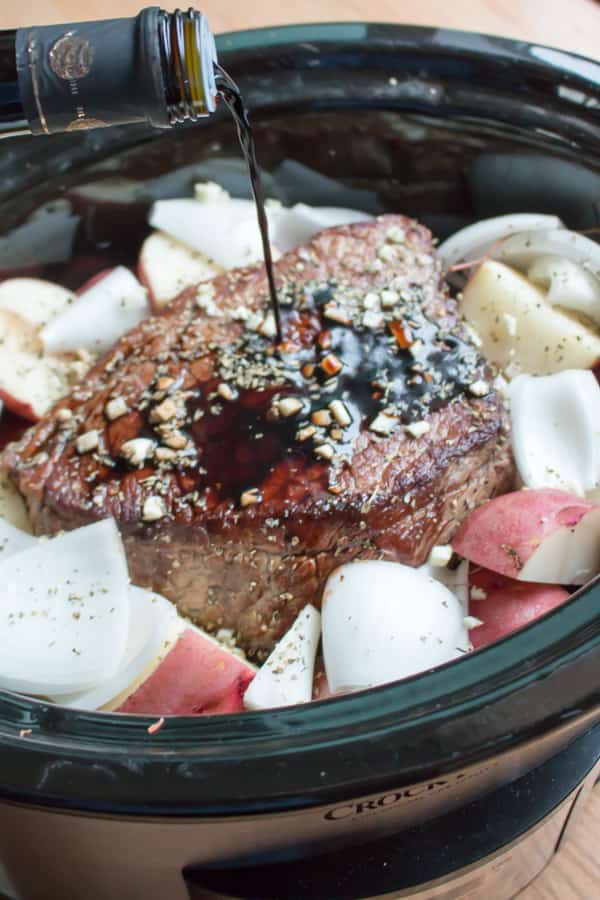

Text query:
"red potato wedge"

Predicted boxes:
[[0, 308, 39, 353], [66, 179, 150, 253], [0, 309, 71, 421], [0, 266, 45, 282], [0, 277, 75, 329], [51, 254, 125, 294], [66, 179, 147, 233], [452, 488, 600, 585], [138, 231, 223, 311], [114, 624, 256, 716], [0, 472, 31, 531], [0, 386, 38, 423], [52, 587, 184, 710], [460, 260, 600, 376], [76, 268, 116, 294], [149, 198, 283, 270], [468, 567, 570, 649], [0, 410, 29, 451]]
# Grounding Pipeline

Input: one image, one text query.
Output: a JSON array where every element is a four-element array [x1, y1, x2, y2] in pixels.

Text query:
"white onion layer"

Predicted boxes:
[[437, 214, 562, 270], [244, 605, 321, 710], [0, 519, 130, 696], [510, 371, 600, 496], [322, 561, 469, 693]]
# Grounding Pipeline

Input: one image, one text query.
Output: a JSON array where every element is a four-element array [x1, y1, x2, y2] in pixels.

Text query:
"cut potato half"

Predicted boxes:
[[461, 260, 600, 375], [139, 231, 223, 310]]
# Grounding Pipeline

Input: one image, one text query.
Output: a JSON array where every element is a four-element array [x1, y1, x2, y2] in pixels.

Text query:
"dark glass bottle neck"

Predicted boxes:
[[0, 8, 217, 139], [0, 30, 28, 137]]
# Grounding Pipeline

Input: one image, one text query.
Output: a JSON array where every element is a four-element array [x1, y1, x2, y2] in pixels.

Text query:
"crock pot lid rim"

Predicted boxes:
[[215, 21, 600, 89]]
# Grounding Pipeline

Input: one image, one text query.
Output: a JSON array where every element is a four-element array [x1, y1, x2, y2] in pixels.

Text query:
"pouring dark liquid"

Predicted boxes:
[[215, 64, 282, 342]]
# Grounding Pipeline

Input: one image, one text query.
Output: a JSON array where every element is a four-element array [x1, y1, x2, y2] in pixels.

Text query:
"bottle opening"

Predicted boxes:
[[159, 8, 218, 123]]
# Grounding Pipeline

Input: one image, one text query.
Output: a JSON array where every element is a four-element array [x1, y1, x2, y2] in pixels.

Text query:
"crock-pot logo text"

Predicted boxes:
[[324, 773, 472, 821]]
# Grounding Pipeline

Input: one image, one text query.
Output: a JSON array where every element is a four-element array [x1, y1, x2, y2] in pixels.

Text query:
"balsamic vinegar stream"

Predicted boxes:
[[215, 64, 282, 342]]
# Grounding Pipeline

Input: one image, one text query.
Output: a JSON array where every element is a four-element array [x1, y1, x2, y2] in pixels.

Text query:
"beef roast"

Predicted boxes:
[[2, 215, 514, 658]]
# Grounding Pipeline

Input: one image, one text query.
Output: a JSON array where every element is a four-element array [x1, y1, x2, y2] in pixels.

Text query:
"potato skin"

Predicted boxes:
[[453, 488, 595, 579], [468, 566, 569, 650]]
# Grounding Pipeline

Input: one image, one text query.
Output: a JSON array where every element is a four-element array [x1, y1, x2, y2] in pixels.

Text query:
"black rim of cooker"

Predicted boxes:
[[0, 23, 598, 816]]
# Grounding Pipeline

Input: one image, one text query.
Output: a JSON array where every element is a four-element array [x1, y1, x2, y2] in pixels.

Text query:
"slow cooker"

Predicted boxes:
[[0, 22, 598, 900]]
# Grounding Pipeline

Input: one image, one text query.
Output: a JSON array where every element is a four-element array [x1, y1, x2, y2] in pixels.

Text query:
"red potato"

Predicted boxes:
[[66, 181, 150, 260], [0, 277, 76, 330], [148, 197, 276, 270], [468, 567, 570, 649], [0, 387, 38, 423], [76, 268, 115, 294], [0, 309, 71, 421], [0, 411, 29, 451], [114, 624, 256, 716], [0, 309, 38, 355], [452, 488, 600, 586], [138, 231, 222, 311], [51, 254, 124, 294], [0, 266, 45, 282]]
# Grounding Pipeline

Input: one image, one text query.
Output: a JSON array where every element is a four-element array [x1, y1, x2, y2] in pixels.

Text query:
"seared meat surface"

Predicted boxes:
[[3, 216, 514, 657]]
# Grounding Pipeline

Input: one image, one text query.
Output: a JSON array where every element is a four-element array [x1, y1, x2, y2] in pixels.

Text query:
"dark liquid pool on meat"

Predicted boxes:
[[215, 64, 282, 343]]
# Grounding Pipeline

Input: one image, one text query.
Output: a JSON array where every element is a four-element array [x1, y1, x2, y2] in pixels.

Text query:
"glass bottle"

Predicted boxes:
[[0, 7, 217, 139]]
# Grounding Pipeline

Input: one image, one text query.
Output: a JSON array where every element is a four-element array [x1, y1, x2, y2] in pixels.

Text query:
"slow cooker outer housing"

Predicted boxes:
[[0, 23, 598, 821]]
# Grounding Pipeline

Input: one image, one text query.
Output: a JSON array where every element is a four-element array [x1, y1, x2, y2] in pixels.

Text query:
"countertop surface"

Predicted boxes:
[[1, 1, 599, 898], [2, 0, 599, 60]]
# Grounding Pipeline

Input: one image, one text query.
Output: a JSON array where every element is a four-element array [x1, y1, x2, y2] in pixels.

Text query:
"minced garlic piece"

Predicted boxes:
[[240, 487, 262, 507], [143, 495, 166, 522], [258, 312, 277, 338], [76, 430, 99, 454], [406, 420, 430, 439], [121, 438, 155, 466], [329, 400, 352, 428], [277, 397, 303, 418], [369, 412, 397, 435], [152, 398, 178, 423], [217, 383, 237, 402], [380, 289, 400, 308], [314, 443, 335, 460], [468, 380, 490, 397], [105, 397, 128, 421], [428, 544, 453, 567]]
